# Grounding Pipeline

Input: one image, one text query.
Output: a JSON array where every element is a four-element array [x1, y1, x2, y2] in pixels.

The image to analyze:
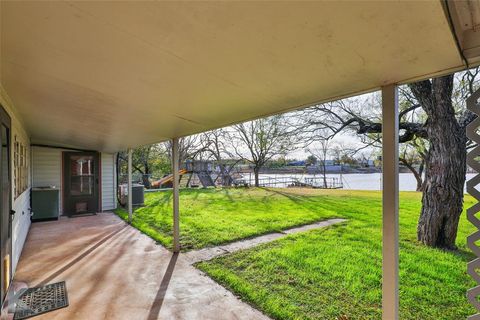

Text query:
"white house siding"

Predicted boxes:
[[31, 147, 62, 188], [101, 153, 117, 211], [31, 146, 63, 213], [0, 87, 31, 274], [32, 148, 116, 213], [11, 190, 30, 273]]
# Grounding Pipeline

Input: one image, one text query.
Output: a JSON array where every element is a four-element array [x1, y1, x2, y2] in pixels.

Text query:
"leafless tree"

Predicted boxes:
[[199, 129, 240, 186], [227, 115, 301, 187], [164, 134, 209, 166], [399, 139, 427, 191], [306, 137, 331, 188], [329, 142, 358, 165], [296, 68, 480, 249]]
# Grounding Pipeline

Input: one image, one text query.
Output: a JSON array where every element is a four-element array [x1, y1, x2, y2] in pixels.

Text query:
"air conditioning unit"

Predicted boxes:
[[119, 184, 145, 206]]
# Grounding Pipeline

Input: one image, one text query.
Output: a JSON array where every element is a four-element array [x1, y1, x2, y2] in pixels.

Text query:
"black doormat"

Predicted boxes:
[[14, 281, 69, 320]]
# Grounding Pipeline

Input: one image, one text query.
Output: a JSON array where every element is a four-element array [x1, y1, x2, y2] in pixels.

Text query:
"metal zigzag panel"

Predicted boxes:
[[466, 88, 480, 319]]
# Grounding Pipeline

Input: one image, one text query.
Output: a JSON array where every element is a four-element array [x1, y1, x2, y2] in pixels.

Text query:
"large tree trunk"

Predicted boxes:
[[142, 174, 151, 189], [254, 167, 260, 187], [142, 165, 151, 188], [418, 161, 426, 191], [410, 76, 466, 249], [220, 164, 232, 186], [322, 161, 327, 188]]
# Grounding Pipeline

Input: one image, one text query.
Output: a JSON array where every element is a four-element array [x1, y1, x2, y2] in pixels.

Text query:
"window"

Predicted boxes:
[[69, 155, 95, 196], [14, 135, 28, 198]]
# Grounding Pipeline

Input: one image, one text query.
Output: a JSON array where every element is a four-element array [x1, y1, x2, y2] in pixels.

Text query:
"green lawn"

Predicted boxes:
[[196, 189, 476, 319], [114, 188, 338, 250], [116, 188, 476, 319]]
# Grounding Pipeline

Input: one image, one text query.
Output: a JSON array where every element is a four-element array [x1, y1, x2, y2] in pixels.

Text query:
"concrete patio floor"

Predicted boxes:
[[13, 213, 269, 320]]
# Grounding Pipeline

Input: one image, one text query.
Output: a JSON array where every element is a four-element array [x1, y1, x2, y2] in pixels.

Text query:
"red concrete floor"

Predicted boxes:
[[12, 213, 268, 320]]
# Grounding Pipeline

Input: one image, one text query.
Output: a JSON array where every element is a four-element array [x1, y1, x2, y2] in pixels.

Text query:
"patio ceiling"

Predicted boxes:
[[1, 1, 480, 153]]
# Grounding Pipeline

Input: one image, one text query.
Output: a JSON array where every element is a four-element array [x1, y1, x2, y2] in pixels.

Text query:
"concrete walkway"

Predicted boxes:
[[12, 213, 345, 320], [185, 218, 346, 264]]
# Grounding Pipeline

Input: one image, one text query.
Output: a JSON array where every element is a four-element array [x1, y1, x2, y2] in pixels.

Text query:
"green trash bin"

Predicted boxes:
[[32, 187, 60, 221]]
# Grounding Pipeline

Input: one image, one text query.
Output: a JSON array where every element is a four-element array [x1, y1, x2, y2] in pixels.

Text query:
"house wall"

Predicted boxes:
[[0, 86, 118, 277], [31, 146, 63, 212], [101, 153, 117, 211], [31, 147, 117, 213], [0, 87, 31, 274]]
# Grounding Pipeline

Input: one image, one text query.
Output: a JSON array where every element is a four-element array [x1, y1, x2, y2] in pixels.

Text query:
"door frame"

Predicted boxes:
[[0, 104, 11, 304], [62, 151, 101, 215]]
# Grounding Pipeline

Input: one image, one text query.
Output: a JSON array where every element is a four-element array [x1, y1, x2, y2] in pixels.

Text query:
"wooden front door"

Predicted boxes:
[[63, 152, 99, 215], [0, 105, 11, 303]]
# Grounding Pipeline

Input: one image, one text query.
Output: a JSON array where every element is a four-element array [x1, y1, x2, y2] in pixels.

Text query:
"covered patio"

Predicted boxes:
[[2, 1, 480, 319], [14, 212, 267, 320]]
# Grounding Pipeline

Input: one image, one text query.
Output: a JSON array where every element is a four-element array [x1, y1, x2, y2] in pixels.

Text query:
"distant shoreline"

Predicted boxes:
[[239, 167, 382, 174]]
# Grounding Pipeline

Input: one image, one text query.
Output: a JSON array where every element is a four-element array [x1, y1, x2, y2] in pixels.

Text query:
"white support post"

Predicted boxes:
[[127, 148, 133, 223], [172, 138, 180, 253], [382, 85, 399, 320]]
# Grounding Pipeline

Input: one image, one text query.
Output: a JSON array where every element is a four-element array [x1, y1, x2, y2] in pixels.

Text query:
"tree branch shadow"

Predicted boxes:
[[36, 225, 128, 287]]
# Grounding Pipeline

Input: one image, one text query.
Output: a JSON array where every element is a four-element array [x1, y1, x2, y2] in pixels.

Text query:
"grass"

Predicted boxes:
[[195, 189, 476, 320], [114, 188, 338, 250], [116, 187, 476, 319]]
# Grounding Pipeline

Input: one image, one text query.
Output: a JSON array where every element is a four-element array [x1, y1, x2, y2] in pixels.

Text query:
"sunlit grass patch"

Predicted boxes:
[[115, 187, 338, 250], [196, 189, 476, 319]]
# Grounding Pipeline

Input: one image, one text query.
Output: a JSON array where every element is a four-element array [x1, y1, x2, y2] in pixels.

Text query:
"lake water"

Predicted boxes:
[[242, 172, 478, 192]]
